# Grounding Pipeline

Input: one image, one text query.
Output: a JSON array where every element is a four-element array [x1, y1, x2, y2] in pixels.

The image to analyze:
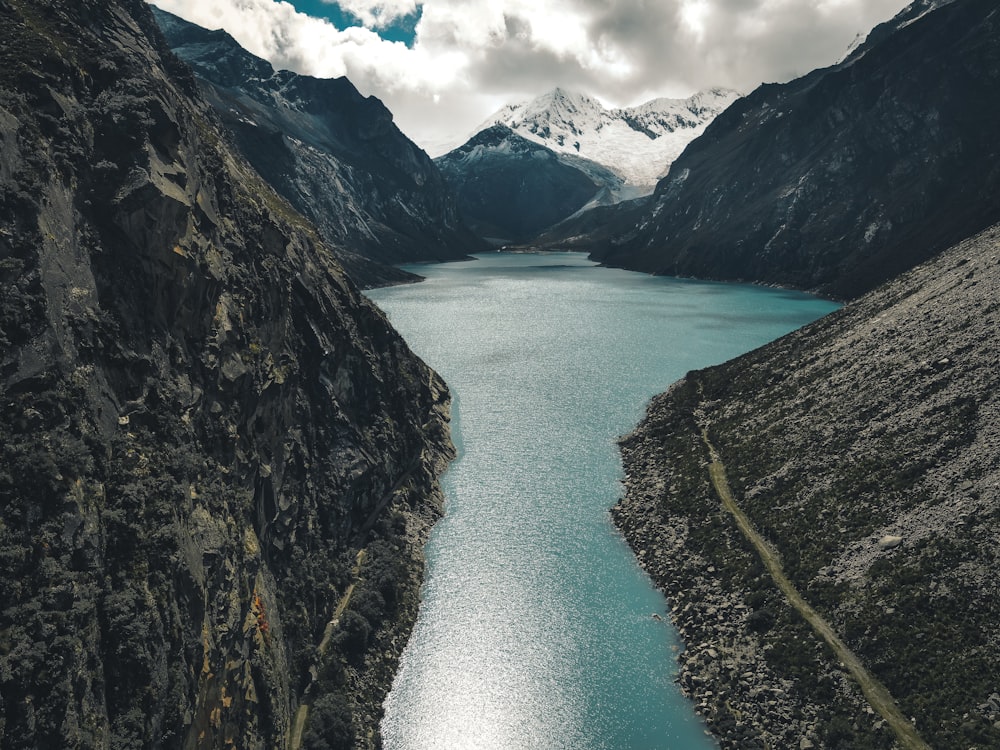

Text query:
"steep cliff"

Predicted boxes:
[[615, 221, 1000, 748], [152, 7, 483, 288], [544, 0, 1000, 299], [0, 1, 453, 747]]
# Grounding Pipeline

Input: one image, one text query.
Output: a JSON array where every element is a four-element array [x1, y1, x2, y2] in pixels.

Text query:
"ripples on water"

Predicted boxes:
[[366, 253, 838, 750]]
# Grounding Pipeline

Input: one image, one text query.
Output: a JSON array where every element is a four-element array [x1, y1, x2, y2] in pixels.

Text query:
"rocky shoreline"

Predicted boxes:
[[613, 223, 1000, 750], [613, 425, 877, 750], [342, 395, 456, 749]]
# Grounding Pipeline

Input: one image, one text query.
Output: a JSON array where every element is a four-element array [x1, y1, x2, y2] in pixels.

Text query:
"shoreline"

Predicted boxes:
[[612, 379, 891, 750]]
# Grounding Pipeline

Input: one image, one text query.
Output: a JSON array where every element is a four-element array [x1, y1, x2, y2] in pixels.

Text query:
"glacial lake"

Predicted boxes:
[[366, 253, 838, 750]]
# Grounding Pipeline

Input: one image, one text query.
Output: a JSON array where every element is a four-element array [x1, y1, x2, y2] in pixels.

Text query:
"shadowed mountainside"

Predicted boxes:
[[153, 6, 484, 288], [538, 0, 1000, 300], [434, 124, 606, 243], [0, 0, 453, 746]]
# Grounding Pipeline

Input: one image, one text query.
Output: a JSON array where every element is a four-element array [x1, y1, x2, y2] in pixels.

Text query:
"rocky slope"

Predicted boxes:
[[541, 0, 1000, 300], [0, 0, 453, 747], [615, 221, 1000, 749], [152, 6, 483, 288], [480, 87, 740, 191], [434, 124, 608, 243]]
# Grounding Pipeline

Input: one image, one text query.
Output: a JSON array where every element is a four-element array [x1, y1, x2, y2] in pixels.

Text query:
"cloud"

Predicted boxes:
[[149, 0, 912, 154], [330, 0, 420, 28]]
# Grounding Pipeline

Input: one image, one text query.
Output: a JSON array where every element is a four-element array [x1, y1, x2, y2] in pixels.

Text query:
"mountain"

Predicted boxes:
[[152, 6, 484, 288], [480, 86, 741, 191], [614, 218, 1000, 750], [0, 1, 453, 747], [436, 87, 737, 243], [541, 0, 1000, 299], [434, 125, 610, 243]]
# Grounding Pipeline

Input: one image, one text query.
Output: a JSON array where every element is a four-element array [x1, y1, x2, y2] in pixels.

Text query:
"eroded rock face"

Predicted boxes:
[[0, 1, 452, 747], [152, 7, 484, 289], [616, 222, 1000, 749], [543, 0, 1000, 299]]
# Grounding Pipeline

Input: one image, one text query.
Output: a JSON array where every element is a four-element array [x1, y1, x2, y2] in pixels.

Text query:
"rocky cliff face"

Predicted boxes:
[[549, 0, 1000, 299], [0, 1, 453, 747], [434, 124, 607, 243], [152, 7, 483, 288], [615, 221, 1000, 748]]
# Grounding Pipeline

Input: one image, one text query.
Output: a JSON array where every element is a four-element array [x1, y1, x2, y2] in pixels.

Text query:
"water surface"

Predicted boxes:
[[367, 253, 838, 750]]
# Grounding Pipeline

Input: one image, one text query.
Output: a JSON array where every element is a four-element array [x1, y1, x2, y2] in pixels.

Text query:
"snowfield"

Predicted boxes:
[[477, 87, 741, 189]]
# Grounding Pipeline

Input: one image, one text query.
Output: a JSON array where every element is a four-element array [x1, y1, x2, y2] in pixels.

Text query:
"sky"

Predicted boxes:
[[149, 0, 914, 155]]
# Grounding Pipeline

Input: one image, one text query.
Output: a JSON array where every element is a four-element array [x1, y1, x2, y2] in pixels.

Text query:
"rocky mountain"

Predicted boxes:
[[615, 219, 1000, 749], [480, 86, 741, 191], [0, 0, 453, 747], [152, 6, 483, 288], [540, 0, 1000, 300], [436, 87, 736, 243], [434, 124, 612, 243]]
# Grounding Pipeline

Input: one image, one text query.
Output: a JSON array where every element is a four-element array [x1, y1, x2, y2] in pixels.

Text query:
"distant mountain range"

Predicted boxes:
[[535, 0, 999, 299], [480, 87, 741, 189], [153, 7, 484, 287], [436, 86, 738, 243]]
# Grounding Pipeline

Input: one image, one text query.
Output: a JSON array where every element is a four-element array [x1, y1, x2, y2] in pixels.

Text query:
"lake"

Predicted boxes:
[[366, 252, 838, 750]]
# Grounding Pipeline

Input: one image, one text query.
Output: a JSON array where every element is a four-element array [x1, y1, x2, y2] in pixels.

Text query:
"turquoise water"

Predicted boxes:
[[367, 253, 838, 750]]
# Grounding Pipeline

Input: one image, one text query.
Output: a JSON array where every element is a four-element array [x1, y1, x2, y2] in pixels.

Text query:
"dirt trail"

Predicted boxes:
[[290, 549, 368, 750], [698, 423, 932, 750]]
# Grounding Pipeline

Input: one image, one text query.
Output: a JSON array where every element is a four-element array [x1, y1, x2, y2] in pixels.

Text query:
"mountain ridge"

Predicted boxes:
[[478, 86, 741, 190], [152, 6, 484, 288], [535, 0, 1000, 300], [434, 124, 609, 243]]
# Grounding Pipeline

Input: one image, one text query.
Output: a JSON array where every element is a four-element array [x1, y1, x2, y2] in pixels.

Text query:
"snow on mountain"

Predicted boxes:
[[476, 87, 741, 190]]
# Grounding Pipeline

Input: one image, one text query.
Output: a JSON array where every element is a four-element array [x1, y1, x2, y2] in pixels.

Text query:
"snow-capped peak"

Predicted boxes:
[[476, 86, 741, 188]]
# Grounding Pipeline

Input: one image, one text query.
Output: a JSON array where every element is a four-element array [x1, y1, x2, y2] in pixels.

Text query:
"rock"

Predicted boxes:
[[0, 2, 455, 748], [152, 7, 483, 287], [878, 535, 904, 550], [537, 0, 1000, 300]]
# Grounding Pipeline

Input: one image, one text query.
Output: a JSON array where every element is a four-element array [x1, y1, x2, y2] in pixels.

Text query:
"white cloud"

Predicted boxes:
[[330, 0, 420, 28], [149, 0, 912, 154], [679, 0, 712, 42]]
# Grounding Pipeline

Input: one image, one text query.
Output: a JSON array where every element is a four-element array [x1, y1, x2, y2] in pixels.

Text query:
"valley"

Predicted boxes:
[[1, 0, 998, 748]]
